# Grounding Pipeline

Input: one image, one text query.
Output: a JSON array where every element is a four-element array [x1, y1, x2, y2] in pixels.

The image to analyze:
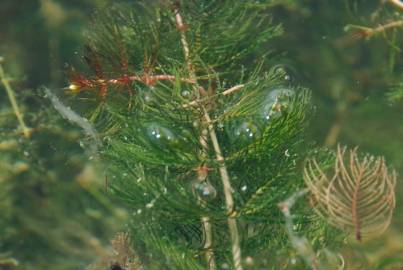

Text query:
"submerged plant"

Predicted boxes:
[[44, 0, 398, 269], [304, 145, 396, 241]]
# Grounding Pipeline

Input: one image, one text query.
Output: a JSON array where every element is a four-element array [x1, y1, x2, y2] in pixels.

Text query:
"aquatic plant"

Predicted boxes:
[[61, 1, 363, 269], [1, 0, 400, 269], [304, 145, 396, 241]]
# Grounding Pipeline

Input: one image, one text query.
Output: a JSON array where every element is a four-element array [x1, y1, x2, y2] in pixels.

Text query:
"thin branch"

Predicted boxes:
[[204, 111, 243, 270], [0, 62, 31, 138], [388, 0, 403, 10], [346, 20, 403, 40], [183, 84, 245, 108], [173, 5, 218, 270], [69, 74, 196, 92], [370, 20, 403, 36], [109, 75, 196, 85], [198, 131, 217, 270], [174, 5, 243, 270], [324, 107, 346, 147], [201, 216, 216, 270], [173, 5, 194, 75], [222, 84, 245, 96]]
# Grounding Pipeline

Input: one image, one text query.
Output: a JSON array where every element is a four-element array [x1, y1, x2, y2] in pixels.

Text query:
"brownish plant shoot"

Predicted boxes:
[[304, 145, 396, 241]]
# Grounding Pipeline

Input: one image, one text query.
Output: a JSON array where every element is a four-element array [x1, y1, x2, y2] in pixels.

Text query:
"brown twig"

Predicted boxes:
[[109, 74, 196, 85], [69, 74, 196, 93]]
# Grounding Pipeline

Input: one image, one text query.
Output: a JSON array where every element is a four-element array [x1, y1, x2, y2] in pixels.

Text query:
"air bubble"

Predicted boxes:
[[272, 64, 298, 83], [261, 88, 294, 120], [234, 122, 261, 144], [146, 123, 176, 143], [244, 256, 254, 266], [146, 202, 154, 209], [181, 90, 191, 98], [192, 180, 217, 202]]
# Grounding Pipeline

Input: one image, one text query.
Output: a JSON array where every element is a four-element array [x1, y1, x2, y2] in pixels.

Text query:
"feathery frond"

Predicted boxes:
[[304, 145, 397, 241]]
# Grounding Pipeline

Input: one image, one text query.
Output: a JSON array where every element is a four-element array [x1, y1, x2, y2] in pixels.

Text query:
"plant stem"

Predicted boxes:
[[370, 20, 403, 36], [0, 63, 31, 138], [183, 84, 245, 108], [198, 130, 217, 270], [173, 5, 243, 269], [201, 215, 216, 269], [388, 0, 403, 10], [324, 118, 343, 147], [174, 5, 217, 269], [203, 111, 243, 270]]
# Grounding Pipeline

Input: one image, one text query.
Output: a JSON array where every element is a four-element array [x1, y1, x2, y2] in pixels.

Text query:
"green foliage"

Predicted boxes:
[[1, 0, 403, 269], [64, 1, 344, 269], [0, 65, 126, 269]]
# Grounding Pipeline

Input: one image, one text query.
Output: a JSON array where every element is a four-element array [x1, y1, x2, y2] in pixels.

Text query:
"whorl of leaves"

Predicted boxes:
[[304, 145, 396, 241]]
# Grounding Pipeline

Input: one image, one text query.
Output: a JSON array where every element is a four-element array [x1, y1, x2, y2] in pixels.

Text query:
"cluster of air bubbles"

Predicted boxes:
[[261, 88, 295, 121], [192, 180, 217, 202], [146, 123, 176, 143], [233, 121, 261, 145]]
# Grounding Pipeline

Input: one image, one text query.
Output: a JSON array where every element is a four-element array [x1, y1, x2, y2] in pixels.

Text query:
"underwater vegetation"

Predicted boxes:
[[1, 0, 403, 269]]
